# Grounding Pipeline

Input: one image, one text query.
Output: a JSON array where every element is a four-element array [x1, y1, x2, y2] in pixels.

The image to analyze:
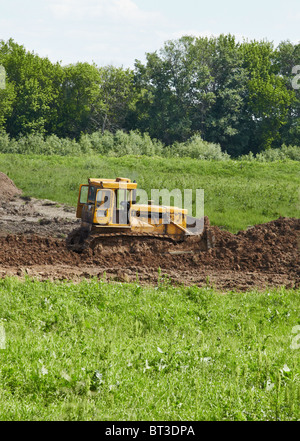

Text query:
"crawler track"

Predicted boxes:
[[66, 227, 212, 255]]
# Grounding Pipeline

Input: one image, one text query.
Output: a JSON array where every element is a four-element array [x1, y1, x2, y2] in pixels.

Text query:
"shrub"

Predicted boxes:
[[79, 130, 164, 156], [280, 144, 300, 161], [165, 135, 230, 161], [0, 132, 11, 152], [240, 144, 300, 162], [0, 130, 298, 162]]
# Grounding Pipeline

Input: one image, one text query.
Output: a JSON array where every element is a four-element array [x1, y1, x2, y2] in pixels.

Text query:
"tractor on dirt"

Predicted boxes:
[[66, 177, 211, 252]]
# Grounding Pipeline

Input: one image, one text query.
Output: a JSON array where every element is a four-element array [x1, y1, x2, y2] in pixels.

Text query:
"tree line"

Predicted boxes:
[[0, 36, 299, 156]]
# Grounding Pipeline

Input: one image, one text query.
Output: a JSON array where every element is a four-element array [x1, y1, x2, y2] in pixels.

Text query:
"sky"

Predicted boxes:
[[0, 0, 299, 68]]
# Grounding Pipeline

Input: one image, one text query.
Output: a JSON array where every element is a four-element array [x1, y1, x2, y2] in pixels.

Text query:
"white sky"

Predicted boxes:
[[0, 0, 299, 67]]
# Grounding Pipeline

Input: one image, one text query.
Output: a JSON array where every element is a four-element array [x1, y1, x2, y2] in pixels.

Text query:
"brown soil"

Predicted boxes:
[[0, 172, 22, 201], [0, 178, 80, 238], [0, 173, 299, 291]]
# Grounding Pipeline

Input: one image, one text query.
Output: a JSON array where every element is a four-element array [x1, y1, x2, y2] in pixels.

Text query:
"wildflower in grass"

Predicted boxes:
[[41, 366, 48, 375], [266, 380, 275, 391], [143, 360, 151, 373], [61, 371, 71, 382], [0, 321, 6, 349]]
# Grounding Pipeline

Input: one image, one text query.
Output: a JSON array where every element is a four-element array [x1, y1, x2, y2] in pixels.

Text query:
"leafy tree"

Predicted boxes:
[[133, 35, 298, 155], [55, 62, 101, 138], [55, 63, 137, 138], [134, 35, 250, 152], [274, 41, 300, 147], [192, 35, 250, 155], [134, 36, 212, 144], [0, 36, 298, 156], [241, 41, 294, 151], [0, 66, 15, 132], [0, 39, 62, 137], [92, 65, 137, 133]]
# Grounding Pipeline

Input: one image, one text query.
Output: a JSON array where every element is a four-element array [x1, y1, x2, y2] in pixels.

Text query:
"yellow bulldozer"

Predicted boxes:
[[66, 177, 211, 252]]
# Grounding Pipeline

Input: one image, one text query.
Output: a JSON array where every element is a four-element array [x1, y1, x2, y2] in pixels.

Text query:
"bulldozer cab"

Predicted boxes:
[[76, 178, 136, 227]]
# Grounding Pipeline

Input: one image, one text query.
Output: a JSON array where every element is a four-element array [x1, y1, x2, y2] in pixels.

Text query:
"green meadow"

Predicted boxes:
[[0, 278, 299, 421]]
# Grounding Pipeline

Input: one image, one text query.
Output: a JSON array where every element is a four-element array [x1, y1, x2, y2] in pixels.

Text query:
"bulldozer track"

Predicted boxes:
[[66, 226, 207, 253]]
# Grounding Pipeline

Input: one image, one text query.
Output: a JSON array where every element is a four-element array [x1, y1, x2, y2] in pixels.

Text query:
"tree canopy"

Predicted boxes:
[[0, 36, 299, 156]]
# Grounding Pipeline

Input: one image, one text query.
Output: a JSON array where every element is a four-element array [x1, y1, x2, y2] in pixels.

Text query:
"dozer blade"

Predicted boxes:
[[186, 215, 205, 235], [186, 216, 215, 250]]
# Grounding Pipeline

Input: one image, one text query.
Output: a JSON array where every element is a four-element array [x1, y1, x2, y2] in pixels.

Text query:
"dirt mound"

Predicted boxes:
[[0, 216, 299, 290], [0, 172, 22, 202], [195, 217, 299, 273]]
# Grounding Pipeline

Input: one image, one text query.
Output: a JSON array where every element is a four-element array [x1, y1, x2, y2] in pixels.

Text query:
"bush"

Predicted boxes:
[[0, 131, 227, 159], [165, 135, 230, 161], [0, 132, 11, 152], [240, 144, 300, 162], [0, 131, 298, 162], [280, 144, 300, 161], [79, 130, 164, 156], [0, 133, 84, 156]]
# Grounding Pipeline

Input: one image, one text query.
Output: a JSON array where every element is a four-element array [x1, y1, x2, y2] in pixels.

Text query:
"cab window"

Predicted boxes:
[[88, 186, 96, 202], [79, 185, 88, 204]]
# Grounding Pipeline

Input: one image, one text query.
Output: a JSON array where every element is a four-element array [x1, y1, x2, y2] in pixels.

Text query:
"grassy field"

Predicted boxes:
[[0, 154, 299, 421], [0, 277, 299, 421], [0, 153, 299, 232]]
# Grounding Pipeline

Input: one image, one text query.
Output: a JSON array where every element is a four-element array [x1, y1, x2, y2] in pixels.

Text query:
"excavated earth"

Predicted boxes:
[[0, 172, 299, 291]]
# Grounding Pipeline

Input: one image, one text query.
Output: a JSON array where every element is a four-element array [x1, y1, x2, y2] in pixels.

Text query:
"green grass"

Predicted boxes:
[[0, 154, 299, 232], [1, 153, 299, 421], [0, 277, 299, 421]]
